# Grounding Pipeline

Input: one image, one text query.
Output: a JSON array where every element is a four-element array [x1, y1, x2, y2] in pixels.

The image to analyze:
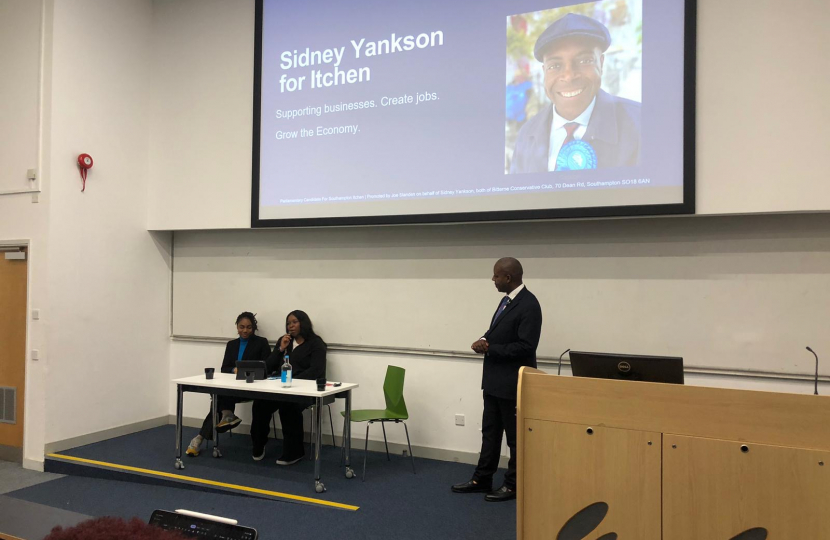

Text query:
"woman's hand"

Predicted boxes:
[[233, 367, 237, 374], [279, 334, 291, 351]]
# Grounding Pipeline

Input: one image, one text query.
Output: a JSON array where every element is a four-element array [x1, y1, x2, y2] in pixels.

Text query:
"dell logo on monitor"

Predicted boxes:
[[617, 361, 632, 373]]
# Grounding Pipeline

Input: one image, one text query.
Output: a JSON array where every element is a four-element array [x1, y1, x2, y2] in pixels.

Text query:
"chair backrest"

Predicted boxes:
[[382, 366, 408, 419]]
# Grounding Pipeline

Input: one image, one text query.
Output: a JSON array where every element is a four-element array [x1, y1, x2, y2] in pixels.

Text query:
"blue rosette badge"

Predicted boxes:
[[556, 140, 597, 171]]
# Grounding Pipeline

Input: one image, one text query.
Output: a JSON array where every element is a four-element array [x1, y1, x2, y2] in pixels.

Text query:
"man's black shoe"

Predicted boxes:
[[451, 479, 492, 493], [484, 485, 516, 502]]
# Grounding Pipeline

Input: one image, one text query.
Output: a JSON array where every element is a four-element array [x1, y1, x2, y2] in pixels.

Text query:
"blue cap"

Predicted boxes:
[[533, 13, 611, 62]]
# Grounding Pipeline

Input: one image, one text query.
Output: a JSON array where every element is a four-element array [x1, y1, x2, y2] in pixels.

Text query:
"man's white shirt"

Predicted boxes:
[[481, 284, 526, 342], [547, 99, 596, 171], [505, 283, 525, 303]]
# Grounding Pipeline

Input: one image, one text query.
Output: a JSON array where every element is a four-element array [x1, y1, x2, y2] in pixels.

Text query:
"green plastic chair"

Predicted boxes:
[[341, 365, 416, 481]]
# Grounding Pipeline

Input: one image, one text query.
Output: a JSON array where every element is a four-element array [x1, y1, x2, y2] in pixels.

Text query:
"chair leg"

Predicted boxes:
[[327, 405, 336, 448], [381, 422, 390, 461], [403, 421, 416, 474], [271, 413, 277, 440], [363, 421, 371, 482]]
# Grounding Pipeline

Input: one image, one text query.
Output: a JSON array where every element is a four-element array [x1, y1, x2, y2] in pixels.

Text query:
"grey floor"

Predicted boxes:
[[0, 460, 92, 540], [0, 460, 63, 495], [0, 495, 93, 540]]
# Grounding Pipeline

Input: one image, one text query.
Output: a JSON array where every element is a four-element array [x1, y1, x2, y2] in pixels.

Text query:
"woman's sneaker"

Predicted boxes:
[[186, 435, 204, 457], [216, 414, 242, 433]]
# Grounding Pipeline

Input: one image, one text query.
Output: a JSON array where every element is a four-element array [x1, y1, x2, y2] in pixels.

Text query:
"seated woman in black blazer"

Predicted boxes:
[[250, 310, 327, 465], [186, 312, 271, 457]]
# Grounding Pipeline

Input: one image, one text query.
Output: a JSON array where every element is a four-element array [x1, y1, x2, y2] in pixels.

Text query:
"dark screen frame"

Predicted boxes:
[[251, 0, 696, 228], [570, 350, 685, 385]]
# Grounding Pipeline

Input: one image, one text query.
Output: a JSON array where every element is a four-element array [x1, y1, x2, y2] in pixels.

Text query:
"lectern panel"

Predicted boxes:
[[663, 434, 830, 538], [522, 419, 661, 540]]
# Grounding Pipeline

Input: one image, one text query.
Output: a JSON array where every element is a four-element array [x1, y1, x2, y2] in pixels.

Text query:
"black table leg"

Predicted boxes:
[[175, 385, 184, 470]]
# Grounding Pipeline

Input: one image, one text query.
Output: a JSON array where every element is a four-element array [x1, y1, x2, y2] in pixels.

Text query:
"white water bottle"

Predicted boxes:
[[281, 354, 292, 387]]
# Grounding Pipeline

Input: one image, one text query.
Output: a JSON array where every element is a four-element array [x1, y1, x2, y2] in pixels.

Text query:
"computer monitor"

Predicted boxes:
[[235, 361, 267, 381], [569, 351, 685, 384]]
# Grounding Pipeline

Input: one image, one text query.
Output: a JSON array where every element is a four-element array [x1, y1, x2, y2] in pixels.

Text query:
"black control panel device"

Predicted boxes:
[[235, 361, 268, 380], [149, 510, 258, 540]]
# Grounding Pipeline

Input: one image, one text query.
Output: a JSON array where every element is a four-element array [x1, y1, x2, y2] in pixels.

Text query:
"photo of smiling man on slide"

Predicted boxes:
[[506, 3, 642, 174]]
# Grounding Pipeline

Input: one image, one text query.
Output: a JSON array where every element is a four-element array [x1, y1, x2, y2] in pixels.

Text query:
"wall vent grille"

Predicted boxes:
[[0, 387, 16, 424]]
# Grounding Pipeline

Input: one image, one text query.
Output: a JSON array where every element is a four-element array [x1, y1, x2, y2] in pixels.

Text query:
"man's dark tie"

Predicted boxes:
[[555, 122, 580, 172], [562, 122, 579, 145], [490, 296, 511, 328]]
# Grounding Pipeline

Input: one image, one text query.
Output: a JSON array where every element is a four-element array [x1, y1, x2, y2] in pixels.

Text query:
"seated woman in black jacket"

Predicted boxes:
[[186, 312, 271, 457], [250, 310, 327, 465]]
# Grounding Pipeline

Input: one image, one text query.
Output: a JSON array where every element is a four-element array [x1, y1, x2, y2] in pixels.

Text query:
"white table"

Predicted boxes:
[[172, 374, 359, 493]]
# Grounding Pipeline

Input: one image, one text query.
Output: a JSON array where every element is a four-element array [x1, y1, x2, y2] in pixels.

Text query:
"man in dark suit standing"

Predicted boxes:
[[452, 257, 543, 502]]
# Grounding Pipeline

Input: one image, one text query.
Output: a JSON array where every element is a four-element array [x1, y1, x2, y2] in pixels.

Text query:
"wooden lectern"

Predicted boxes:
[[516, 367, 830, 539]]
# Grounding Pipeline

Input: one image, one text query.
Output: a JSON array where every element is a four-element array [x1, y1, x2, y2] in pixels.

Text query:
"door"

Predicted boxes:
[[522, 419, 662, 539], [663, 434, 830, 538], [0, 249, 27, 461]]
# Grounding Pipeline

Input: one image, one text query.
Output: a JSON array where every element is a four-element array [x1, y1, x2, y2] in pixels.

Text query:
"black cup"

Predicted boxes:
[[245, 371, 255, 383], [205, 368, 214, 380], [316, 377, 326, 391]]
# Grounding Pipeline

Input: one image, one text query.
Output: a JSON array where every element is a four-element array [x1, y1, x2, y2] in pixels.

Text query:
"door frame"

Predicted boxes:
[[0, 239, 31, 464]]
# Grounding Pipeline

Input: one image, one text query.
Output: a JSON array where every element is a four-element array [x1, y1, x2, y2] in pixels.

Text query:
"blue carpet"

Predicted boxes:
[[9, 426, 516, 540]]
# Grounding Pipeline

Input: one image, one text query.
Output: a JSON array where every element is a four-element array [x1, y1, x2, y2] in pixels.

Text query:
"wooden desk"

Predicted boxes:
[[516, 368, 830, 539]]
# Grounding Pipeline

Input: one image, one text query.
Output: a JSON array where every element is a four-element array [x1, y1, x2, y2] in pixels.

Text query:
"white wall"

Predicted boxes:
[[0, 0, 42, 195], [696, 0, 830, 214], [171, 214, 830, 377], [43, 0, 172, 445], [147, 0, 254, 230]]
